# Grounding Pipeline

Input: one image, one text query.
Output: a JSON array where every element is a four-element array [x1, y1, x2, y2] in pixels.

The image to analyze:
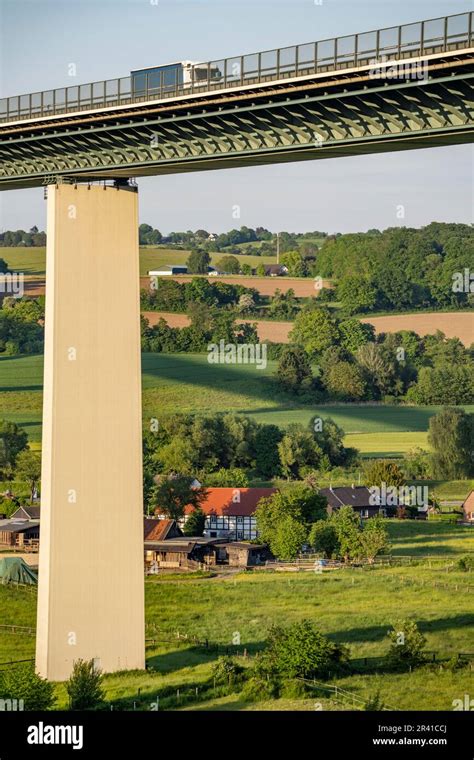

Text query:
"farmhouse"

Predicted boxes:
[[182, 487, 278, 540], [263, 264, 288, 276], [462, 490, 474, 522], [320, 486, 389, 518]]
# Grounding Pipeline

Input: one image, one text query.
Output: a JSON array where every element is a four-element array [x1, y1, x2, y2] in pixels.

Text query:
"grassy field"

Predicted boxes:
[[1, 520, 472, 711], [1, 353, 473, 461], [0, 247, 278, 278]]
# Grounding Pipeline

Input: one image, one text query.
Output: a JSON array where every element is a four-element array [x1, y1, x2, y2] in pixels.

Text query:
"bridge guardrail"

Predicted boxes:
[[1, 11, 472, 124]]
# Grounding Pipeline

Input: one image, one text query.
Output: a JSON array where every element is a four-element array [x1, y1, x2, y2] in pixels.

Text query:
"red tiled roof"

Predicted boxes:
[[143, 518, 180, 541], [183, 488, 277, 517]]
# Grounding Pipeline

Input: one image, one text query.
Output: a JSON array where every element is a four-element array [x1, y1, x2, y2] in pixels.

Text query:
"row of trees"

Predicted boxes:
[[141, 307, 258, 354], [283, 306, 474, 404], [318, 223, 474, 312], [0, 226, 46, 248], [142, 412, 354, 508], [141, 277, 260, 314]]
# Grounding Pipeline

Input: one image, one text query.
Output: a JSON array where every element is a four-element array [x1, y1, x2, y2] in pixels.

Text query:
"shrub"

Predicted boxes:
[[240, 676, 279, 703], [386, 620, 427, 670], [211, 656, 244, 686], [279, 678, 308, 700], [260, 620, 349, 680], [0, 666, 55, 710], [457, 555, 474, 572], [66, 659, 105, 710]]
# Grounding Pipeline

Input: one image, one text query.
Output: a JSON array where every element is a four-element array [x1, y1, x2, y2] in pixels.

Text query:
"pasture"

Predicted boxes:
[[0, 353, 473, 466], [0, 520, 472, 712]]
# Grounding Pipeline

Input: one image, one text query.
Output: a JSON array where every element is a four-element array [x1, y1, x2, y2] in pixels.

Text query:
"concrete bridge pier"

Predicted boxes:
[[35, 182, 145, 681]]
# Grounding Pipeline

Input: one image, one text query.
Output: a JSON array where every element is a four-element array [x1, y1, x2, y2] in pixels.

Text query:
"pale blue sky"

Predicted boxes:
[[0, 0, 472, 234]]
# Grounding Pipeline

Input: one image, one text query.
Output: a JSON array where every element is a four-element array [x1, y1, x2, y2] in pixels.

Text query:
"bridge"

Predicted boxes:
[[1, 11, 473, 190], [1, 12, 471, 683]]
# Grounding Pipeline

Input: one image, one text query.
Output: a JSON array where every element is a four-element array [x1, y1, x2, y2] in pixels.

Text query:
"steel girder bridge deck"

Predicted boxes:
[[1, 11, 474, 191]]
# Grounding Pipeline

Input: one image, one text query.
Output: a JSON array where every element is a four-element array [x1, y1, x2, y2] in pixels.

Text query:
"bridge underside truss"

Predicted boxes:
[[1, 62, 473, 190]]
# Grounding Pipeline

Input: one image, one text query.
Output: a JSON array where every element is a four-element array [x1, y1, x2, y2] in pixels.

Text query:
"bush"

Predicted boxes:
[[457, 555, 474, 572], [240, 676, 279, 703], [386, 620, 427, 670], [260, 620, 349, 680], [279, 678, 308, 700], [211, 656, 244, 686], [66, 659, 105, 710], [0, 666, 55, 710]]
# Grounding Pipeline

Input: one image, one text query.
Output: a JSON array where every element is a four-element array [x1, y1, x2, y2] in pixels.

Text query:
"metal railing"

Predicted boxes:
[[1, 11, 472, 124]]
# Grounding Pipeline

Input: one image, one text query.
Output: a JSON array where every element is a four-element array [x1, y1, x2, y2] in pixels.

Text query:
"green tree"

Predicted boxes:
[[271, 515, 307, 560], [281, 251, 307, 277], [155, 437, 196, 476], [428, 407, 474, 479], [290, 308, 339, 358], [330, 506, 361, 562], [256, 263, 266, 277], [0, 665, 55, 710], [386, 620, 427, 670], [322, 360, 366, 401], [212, 656, 244, 685], [0, 419, 28, 472], [186, 248, 211, 274], [339, 319, 374, 354], [278, 425, 322, 479], [255, 484, 327, 553], [254, 425, 282, 478], [152, 476, 207, 520], [276, 346, 313, 393], [203, 467, 249, 487], [359, 517, 389, 563], [15, 449, 41, 501], [356, 342, 398, 398], [261, 620, 348, 679], [183, 506, 206, 536], [338, 275, 377, 314], [364, 460, 405, 488], [66, 659, 105, 710], [216, 255, 240, 274], [309, 520, 339, 558]]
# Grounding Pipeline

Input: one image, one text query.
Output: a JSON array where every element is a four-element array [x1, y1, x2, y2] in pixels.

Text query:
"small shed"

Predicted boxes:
[[223, 542, 269, 567]]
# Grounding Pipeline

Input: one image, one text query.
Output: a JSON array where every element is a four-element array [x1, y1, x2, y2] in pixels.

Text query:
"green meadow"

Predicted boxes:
[[1, 353, 473, 464], [0, 246, 277, 278], [1, 522, 473, 711]]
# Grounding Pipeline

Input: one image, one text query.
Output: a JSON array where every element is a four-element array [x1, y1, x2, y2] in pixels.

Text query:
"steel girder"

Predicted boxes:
[[1, 69, 473, 190]]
